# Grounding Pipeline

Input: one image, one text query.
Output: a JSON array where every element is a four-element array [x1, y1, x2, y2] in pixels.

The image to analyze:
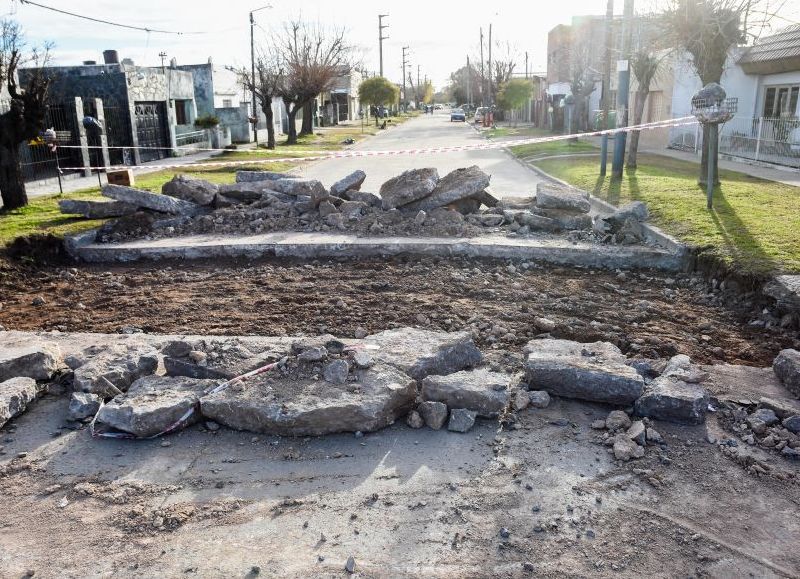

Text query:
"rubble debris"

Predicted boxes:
[[447, 408, 477, 433], [593, 201, 651, 245], [528, 390, 551, 409], [0, 377, 38, 429], [72, 344, 159, 397], [68, 392, 102, 421], [162, 175, 218, 206], [418, 400, 449, 430], [773, 349, 800, 397], [535, 183, 591, 213], [613, 435, 644, 461], [627, 420, 646, 445], [164, 337, 289, 380], [634, 375, 710, 424], [235, 170, 294, 183], [97, 376, 217, 437], [330, 170, 367, 197], [523, 339, 644, 405], [0, 340, 62, 382], [102, 184, 204, 216], [58, 199, 137, 218], [513, 390, 530, 411], [364, 328, 482, 381], [421, 368, 510, 417], [401, 166, 490, 212], [406, 410, 424, 429], [605, 410, 632, 431], [379, 168, 440, 210], [269, 178, 327, 199], [200, 362, 416, 436]]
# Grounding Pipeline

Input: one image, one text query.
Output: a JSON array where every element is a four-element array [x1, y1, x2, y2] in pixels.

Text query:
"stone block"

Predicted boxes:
[[0, 377, 38, 429], [379, 168, 439, 210], [0, 341, 62, 382], [634, 376, 710, 424], [421, 368, 510, 417], [330, 170, 367, 196]]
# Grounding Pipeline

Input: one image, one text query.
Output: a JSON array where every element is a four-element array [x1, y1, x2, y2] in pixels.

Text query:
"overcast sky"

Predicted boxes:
[[3, 0, 800, 89]]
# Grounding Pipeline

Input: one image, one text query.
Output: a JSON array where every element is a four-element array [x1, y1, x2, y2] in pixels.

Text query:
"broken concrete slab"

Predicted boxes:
[[634, 376, 710, 424], [379, 168, 439, 210], [97, 376, 217, 437], [164, 337, 291, 380], [364, 328, 482, 381], [421, 368, 510, 417], [217, 182, 273, 203], [330, 170, 367, 197], [532, 208, 593, 230], [341, 190, 380, 207], [773, 349, 800, 397], [418, 400, 448, 430], [401, 166, 490, 212], [763, 275, 800, 313], [757, 397, 800, 420], [102, 184, 203, 216], [447, 408, 477, 433], [235, 170, 294, 183], [535, 183, 590, 213], [0, 340, 62, 382], [523, 339, 644, 405], [269, 178, 327, 198], [58, 199, 138, 219], [73, 344, 159, 397], [515, 211, 561, 233], [0, 377, 38, 429], [161, 175, 218, 206], [200, 362, 416, 436], [68, 391, 102, 421]]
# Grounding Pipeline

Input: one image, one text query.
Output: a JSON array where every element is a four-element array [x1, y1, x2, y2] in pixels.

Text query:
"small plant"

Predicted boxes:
[[194, 114, 220, 129]]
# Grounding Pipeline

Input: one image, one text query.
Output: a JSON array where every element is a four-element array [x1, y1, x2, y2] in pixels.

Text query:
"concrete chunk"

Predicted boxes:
[[102, 184, 203, 215], [164, 337, 290, 380], [68, 391, 102, 421], [218, 182, 273, 203], [402, 166, 490, 212], [58, 199, 138, 218], [269, 178, 327, 198], [161, 175, 218, 206], [200, 363, 416, 436], [235, 170, 294, 183], [379, 168, 439, 210], [0, 377, 38, 429], [773, 349, 800, 397], [535, 183, 591, 213], [421, 368, 510, 417], [364, 327, 482, 381], [0, 341, 62, 382], [418, 400, 448, 430], [447, 408, 477, 433], [73, 344, 159, 397], [330, 170, 367, 196], [524, 339, 644, 405], [634, 376, 710, 424], [97, 376, 216, 437]]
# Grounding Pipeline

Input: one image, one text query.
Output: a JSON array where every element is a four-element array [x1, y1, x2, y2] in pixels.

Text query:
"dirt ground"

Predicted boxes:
[[1, 256, 800, 578], [0, 257, 796, 367]]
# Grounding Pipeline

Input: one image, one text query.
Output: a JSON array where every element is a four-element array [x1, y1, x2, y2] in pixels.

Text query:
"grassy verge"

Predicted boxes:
[[533, 153, 800, 276]]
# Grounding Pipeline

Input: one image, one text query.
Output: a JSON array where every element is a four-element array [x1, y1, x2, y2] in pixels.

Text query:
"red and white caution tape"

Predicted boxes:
[[58, 117, 698, 173]]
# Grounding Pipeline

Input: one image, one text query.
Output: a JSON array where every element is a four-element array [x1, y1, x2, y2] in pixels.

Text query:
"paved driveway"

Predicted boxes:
[[300, 111, 543, 199]]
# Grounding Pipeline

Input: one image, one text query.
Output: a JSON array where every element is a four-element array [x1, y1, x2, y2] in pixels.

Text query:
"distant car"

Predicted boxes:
[[450, 108, 466, 122], [434, 104, 443, 110], [474, 106, 489, 124]]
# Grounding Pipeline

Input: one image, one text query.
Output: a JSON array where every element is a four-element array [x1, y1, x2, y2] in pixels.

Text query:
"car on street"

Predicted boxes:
[[450, 108, 466, 122], [474, 106, 489, 124]]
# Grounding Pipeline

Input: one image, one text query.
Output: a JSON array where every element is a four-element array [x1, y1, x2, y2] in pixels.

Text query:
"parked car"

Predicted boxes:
[[450, 108, 466, 122], [474, 107, 489, 124]]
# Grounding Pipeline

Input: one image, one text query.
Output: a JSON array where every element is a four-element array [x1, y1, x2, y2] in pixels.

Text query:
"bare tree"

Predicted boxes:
[[627, 50, 665, 168], [239, 50, 282, 149], [663, 0, 770, 184], [0, 19, 51, 210], [569, 38, 597, 133], [274, 21, 353, 145]]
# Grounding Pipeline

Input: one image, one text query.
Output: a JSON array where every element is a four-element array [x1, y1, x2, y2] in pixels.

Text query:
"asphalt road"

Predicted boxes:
[[301, 110, 544, 199]]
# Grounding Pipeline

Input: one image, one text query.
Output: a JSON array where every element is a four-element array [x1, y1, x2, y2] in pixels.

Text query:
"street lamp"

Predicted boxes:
[[250, 4, 272, 147]]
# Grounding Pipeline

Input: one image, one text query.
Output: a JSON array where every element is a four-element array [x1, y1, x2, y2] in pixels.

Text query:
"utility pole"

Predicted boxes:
[[378, 14, 389, 77], [401, 46, 410, 113], [159, 51, 167, 68], [417, 64, 421, 108], [525, 51, 529, 79], [466, 56, 471, 107], [488, 24, 493, 109], [611, 0, 634, 178], [249, 5, 272, 147], [600, 0, 614, 176], [480, 28, 485, 107]]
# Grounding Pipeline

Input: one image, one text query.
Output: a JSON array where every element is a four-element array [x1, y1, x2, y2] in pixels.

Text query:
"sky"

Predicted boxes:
[[3, 0, 800, 90]]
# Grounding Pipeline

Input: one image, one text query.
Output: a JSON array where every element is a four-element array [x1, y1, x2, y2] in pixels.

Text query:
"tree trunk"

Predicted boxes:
[[300, 102, 313, 136], [626, 90, 648, 169], [285, 106, 299, 145], [261, 101, 276, 150], [0, 143, 28, 211]]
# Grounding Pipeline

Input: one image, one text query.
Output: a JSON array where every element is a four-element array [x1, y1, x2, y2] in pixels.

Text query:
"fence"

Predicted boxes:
[[719, 116, 800, 169], [175, 129, 210, 151]]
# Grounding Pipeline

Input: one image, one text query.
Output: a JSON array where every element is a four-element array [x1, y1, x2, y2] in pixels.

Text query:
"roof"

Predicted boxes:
[[739, 24, 800, 74]]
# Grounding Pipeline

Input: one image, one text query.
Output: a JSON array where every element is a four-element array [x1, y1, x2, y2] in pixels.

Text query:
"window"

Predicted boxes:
[[222, 99, 233, 108], [763, 85, 800, 118], [175, 100, 188, 125]]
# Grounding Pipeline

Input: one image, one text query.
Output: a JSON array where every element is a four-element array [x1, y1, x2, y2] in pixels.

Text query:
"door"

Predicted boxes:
[[134, 101, 168, 162]]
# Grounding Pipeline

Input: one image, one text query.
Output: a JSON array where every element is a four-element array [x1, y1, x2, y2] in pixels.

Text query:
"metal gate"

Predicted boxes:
[[103, 104, 134, 166], [134, 101, 168, 162]]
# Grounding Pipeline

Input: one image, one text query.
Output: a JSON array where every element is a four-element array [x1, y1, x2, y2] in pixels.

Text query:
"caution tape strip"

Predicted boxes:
[[59, 117, 698, 173]]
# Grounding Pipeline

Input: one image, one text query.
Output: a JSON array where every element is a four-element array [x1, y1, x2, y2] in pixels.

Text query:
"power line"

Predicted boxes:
[[18, 0, 211, 35]]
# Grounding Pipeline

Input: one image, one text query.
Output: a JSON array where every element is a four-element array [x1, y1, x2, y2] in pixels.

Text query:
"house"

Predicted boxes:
[[668, 25, 800, 168], [318, 67, 365, 125]]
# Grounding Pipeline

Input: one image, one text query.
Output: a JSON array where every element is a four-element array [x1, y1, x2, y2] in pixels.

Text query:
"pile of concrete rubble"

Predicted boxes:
[[58, 167, 652, 245], [3, 329, 798, 463]]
